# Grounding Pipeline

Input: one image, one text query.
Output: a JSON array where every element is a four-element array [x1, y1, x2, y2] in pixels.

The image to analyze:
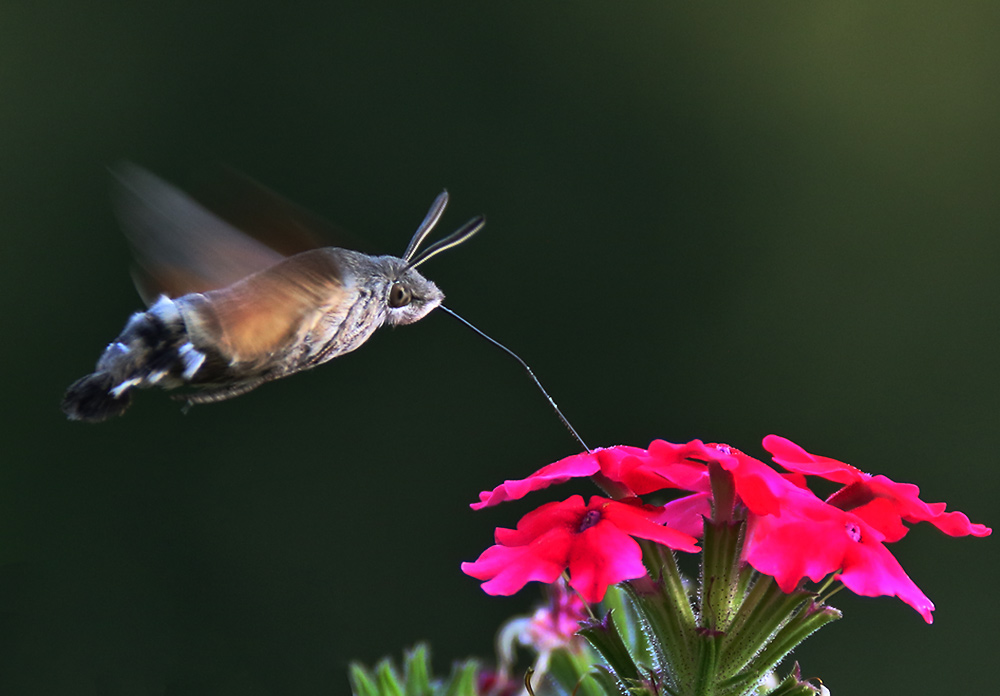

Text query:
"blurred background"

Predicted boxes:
[[1, 2, 996, 693]]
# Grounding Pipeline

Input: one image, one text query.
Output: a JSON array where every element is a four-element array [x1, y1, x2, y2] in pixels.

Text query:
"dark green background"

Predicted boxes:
[[1, 2, 996, 694]]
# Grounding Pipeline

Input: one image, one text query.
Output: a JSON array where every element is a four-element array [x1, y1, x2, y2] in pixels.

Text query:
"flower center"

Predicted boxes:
[[845, 522, 862, 543], [577, 510, 602, 533]]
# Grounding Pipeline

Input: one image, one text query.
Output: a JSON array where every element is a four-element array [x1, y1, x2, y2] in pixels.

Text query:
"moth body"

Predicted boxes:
[[62, 165, 479, 422]]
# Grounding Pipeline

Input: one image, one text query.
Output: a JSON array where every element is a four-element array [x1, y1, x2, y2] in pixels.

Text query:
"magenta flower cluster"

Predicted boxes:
[[463, 436, 990, 622]]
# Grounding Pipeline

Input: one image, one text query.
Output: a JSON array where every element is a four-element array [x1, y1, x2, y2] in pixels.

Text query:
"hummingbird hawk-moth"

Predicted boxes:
[[62, 164, 484, 422]]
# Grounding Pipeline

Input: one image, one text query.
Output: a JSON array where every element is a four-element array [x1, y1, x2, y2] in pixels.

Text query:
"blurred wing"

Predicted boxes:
[[112, 163, 288, 304], [187, 164, 367, 257], [186, 249, 349, 366]]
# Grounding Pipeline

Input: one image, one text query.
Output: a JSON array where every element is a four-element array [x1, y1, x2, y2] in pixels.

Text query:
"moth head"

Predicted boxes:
[[385, 190, 484, 326], [384, 268, 444, 326]]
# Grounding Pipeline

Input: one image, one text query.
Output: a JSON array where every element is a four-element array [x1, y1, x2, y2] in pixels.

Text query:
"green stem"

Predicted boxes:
[[718, 577, 814, 680], [747, 603, 841, 681], [625, 541, 699, 689], [691, 631, 722, 696], [700, 519, 745, 634], [590, 471, 633, 500], [548, 648, 608, 696]]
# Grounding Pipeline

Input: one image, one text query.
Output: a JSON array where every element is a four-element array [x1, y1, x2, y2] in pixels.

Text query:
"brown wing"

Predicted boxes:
[[112, 163, 289, 303], [182, 249, 348, 368]]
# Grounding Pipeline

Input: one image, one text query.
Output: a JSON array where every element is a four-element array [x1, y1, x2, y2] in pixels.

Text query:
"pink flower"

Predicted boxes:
[[462, 495, 700, 603], [465, 435, 991, 622], [730, 435, 992, 622], [512, 581, 589, 656], [471, 441, 713, 511], [522, 583, 589, 653], [494, 582, 590, 692], [763, 435, 992, 542], [742, 484, 936, 622]]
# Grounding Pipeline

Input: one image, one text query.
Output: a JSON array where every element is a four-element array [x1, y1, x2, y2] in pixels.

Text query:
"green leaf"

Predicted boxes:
[[376, 660, 405, 696], [443, 660, 479, 696], [578, 611, 640, 683], [402, 644, 432, 696], [349, 663, 381, 696]]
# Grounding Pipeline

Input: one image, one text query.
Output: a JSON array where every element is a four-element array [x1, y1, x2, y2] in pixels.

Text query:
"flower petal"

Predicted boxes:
[[764, 436, 992, 540], [471, 451, 602, 509], [719, 447, 804, 517], [654, 492, 712, 538], [743, 497, 850, 592], [602, 440, 713, 495], [494, 496, 588, 546], [567, 520, 647, 602], [461, 529, 570, 596], [836, 519, 935, 623], [743, 485, 937, 622], [601, 497, 700, 553], [763, 434, 862, 484], [465, 495, 699, 601]]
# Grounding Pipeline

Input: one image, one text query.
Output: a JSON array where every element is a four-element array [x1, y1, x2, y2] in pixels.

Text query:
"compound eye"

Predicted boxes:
[[388, 282, 412, 308]]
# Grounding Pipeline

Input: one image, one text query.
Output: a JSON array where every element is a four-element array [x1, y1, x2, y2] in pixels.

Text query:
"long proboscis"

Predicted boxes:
[[437, 305, 590, 452]]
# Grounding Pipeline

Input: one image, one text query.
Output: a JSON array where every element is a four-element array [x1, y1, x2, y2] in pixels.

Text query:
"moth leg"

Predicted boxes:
[[172, 377, 268, 405]]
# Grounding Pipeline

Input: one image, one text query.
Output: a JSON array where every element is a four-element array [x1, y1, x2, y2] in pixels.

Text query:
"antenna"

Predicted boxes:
[[403, 191, 449, 263], [402, 191, 485, 269], [409, 216, 485, 269], [438, 305, 590, 452]]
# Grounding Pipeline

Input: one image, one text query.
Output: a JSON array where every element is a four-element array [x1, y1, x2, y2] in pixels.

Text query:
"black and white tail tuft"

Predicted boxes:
[[62, 372, 133, 422], [61, 297, 206, 422]]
